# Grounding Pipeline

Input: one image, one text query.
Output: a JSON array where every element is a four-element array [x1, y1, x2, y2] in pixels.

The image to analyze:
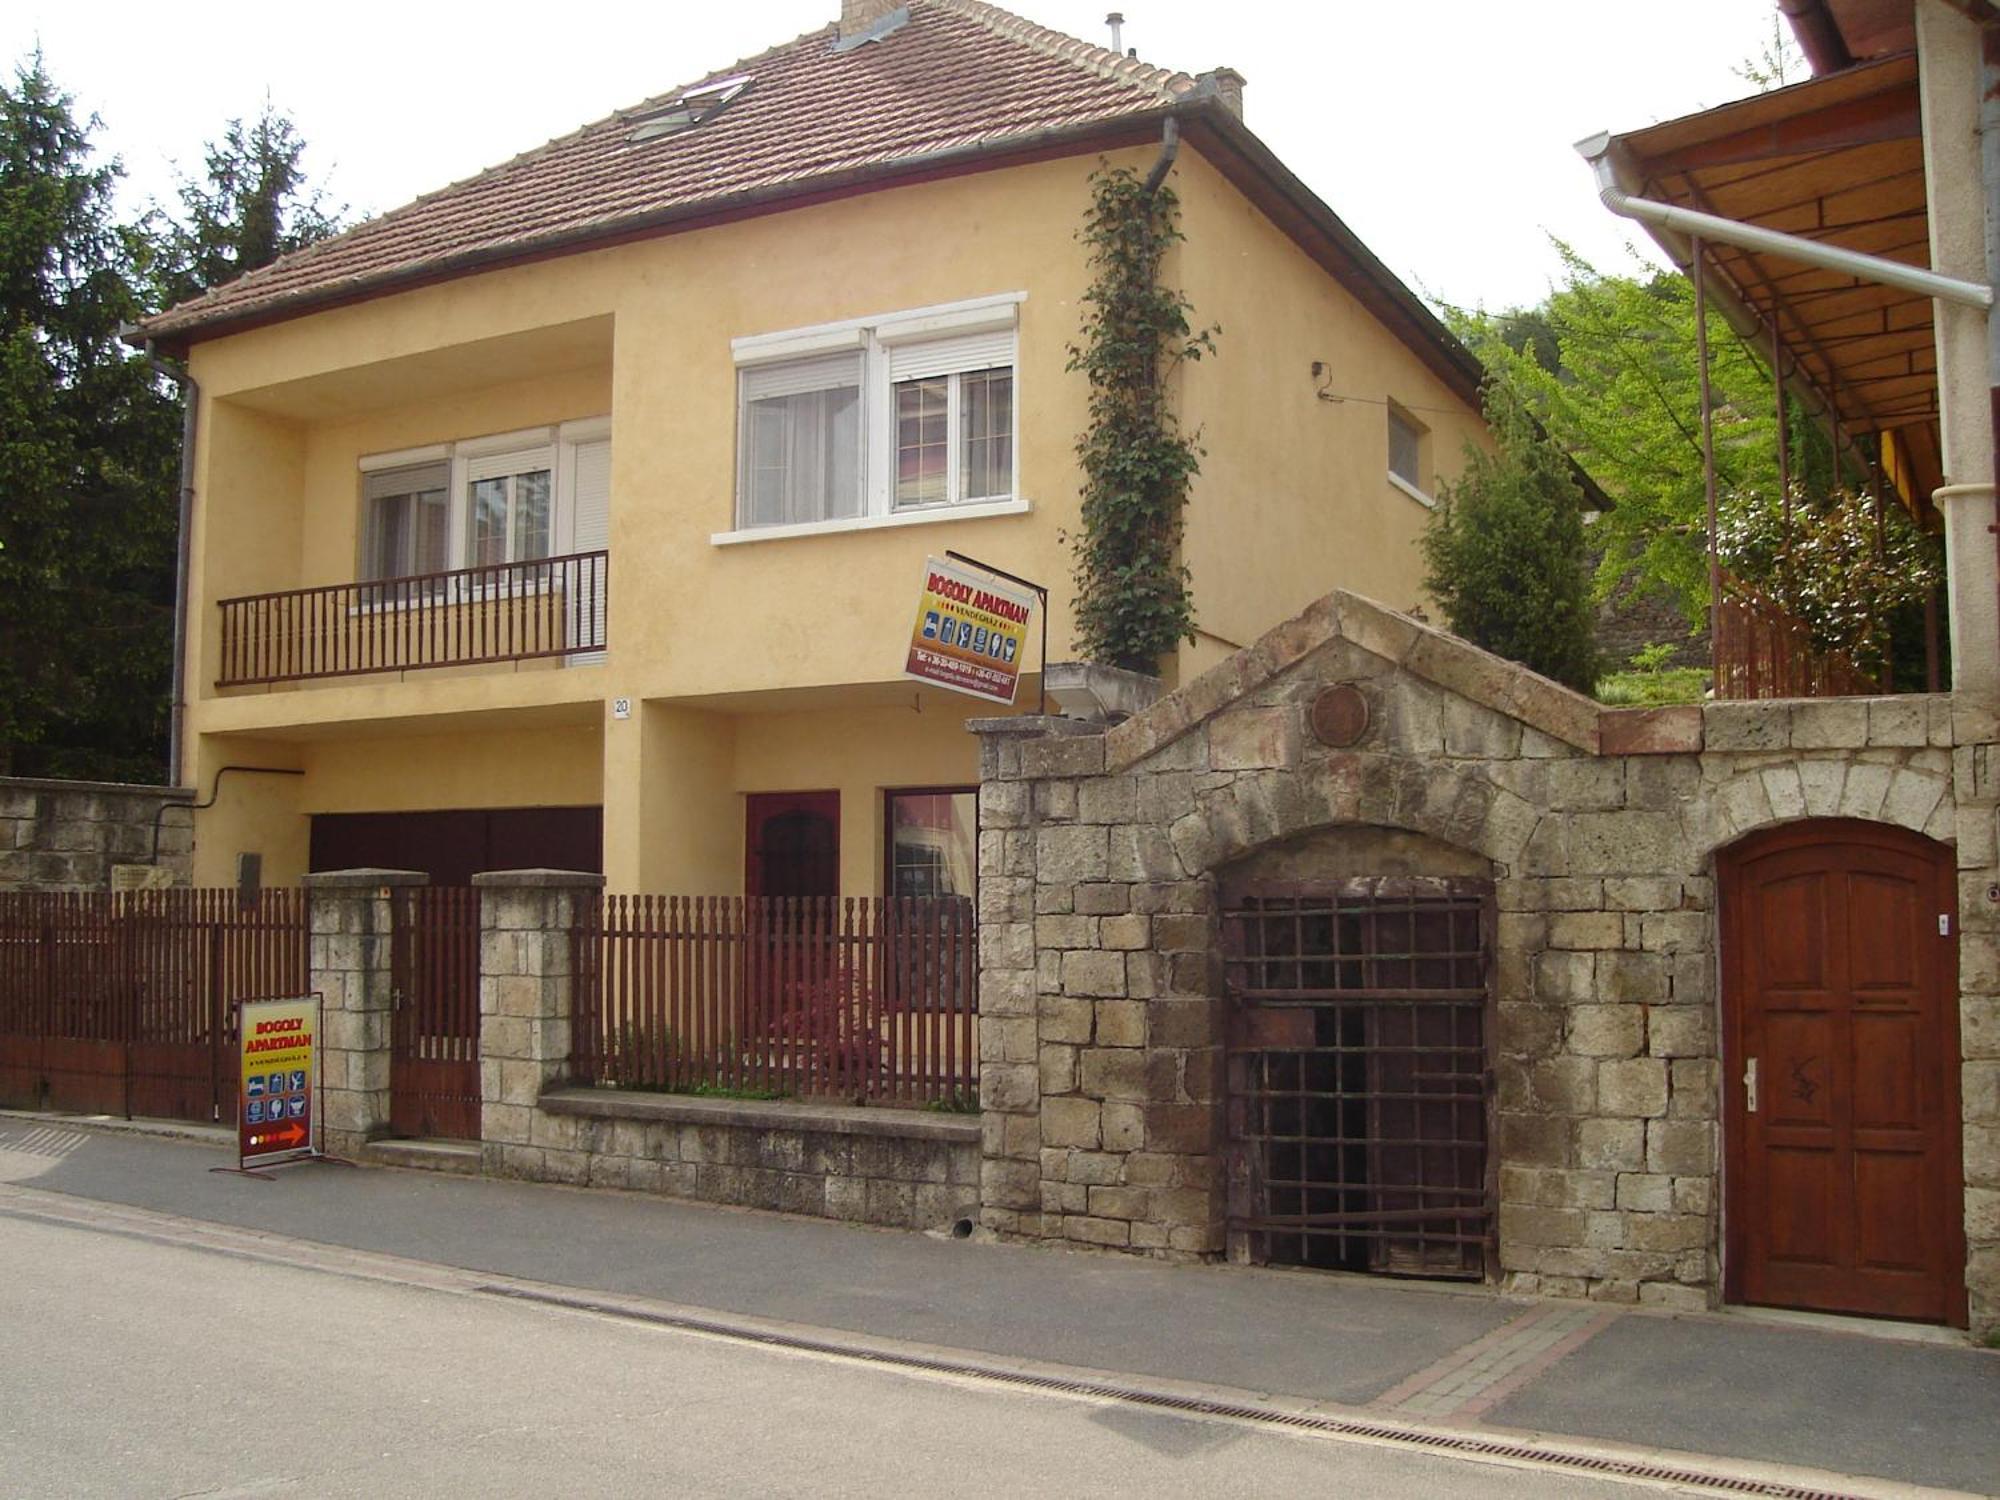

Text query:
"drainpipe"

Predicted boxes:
[[1142, 115, 1180, 196], [1983, 26, 2000, 685], [1576, 134, 1994, 311], [1776, 0, 1853, 75], [145, 341, 198, 789]]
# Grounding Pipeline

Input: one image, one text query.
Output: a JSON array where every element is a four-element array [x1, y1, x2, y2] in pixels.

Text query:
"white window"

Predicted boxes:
[[1387, 403, 1429, 502], [357, 420, 609, 580], [731, 295, 1021, 532], [740, 353, 864, 526], [363, 462, 450, 580], [466, 448, 554, 567], [888, 329, 1015, 510]]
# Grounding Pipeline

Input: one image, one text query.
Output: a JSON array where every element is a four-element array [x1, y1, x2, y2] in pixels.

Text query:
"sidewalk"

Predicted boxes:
[[3, 1111, 1994, 1496]]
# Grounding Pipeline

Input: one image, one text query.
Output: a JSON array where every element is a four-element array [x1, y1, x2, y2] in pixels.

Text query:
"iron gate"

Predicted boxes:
[[390, 886, 482, 1140], [1223, 876, 1494, 1279]]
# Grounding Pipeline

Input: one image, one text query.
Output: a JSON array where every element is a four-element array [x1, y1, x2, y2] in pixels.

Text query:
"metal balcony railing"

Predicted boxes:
[[215, 550, 607, 687]]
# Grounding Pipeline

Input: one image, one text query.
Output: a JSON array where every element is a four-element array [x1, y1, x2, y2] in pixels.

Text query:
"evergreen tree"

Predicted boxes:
[[147, 103, 344, 309], [0, 55, 179, 780], [1, 64, 347, 781], [1420, 379, 1601, 694]]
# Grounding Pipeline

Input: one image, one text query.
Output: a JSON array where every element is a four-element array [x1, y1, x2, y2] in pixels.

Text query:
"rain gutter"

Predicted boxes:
[[1576, 131, 1991, 310]]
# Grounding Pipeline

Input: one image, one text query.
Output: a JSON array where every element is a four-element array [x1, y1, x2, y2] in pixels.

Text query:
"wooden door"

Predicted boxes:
[[1720, 819, 1965, 1325], [746, 792, 840, 900]]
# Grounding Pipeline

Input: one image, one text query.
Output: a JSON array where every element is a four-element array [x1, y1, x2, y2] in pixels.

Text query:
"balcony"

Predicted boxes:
[[215, 551, 608, 688]]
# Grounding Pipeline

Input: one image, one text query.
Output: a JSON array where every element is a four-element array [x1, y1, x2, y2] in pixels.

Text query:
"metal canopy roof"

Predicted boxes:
[[1602, 51, 1941, 509]]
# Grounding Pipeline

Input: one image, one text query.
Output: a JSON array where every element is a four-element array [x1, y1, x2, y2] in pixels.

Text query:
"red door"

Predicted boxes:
[[746, 792, 839, 900], [1720, 819, 1965, 1325]]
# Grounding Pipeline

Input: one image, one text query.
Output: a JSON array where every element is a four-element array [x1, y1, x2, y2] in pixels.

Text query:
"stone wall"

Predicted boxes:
[[536, 1089, 980, 1230], [973, 589, 1996, 1336], [0, 777, 192, 891]]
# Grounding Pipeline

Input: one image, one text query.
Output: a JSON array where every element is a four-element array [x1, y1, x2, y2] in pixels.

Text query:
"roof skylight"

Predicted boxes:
[[628, 75, 754, 143]]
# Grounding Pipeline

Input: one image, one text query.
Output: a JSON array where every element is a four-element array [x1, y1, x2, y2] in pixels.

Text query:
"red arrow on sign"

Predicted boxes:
[[271, 1122, 305, 1149]]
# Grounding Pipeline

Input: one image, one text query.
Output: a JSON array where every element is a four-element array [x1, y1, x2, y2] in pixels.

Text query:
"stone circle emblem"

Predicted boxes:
[[1309, 683, 1370, 747]]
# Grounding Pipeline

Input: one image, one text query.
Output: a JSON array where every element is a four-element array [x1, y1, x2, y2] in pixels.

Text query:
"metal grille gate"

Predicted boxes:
[[1223, 877, 1494, 1279], [390, 887, 482, 1140]]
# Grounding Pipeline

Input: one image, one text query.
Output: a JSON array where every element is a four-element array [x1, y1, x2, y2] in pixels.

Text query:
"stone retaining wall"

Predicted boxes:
[[0, 776, 192, 892], [534, 1089, 980, 1230], [971, 590, 1997, 1336]]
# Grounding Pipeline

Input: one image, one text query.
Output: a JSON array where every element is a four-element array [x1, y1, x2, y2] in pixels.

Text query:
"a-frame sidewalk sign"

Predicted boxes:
[[211, 994, 346, 1178]]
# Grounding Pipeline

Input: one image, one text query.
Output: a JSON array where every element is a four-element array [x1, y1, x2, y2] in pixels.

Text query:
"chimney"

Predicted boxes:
[[841, 0, 903, 38], [1194, 67, 1246, 121], [1106, 12, 1124, 52]]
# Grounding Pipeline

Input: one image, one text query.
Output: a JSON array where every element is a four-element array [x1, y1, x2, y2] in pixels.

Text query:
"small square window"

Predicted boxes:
[[1388, 404, 1426, 491]]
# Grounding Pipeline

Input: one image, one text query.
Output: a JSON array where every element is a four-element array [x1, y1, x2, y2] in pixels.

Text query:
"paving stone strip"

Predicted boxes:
[[1372, 1302, 1617, 1420]]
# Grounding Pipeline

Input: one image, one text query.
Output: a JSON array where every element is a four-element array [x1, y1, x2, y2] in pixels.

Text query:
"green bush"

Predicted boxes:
[[1421, 381, 1600, 693]]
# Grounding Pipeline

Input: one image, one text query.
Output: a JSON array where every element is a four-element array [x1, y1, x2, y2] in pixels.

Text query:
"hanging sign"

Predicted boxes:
[[238, 996, 317, 1166], [903, 555, 1037, 705]]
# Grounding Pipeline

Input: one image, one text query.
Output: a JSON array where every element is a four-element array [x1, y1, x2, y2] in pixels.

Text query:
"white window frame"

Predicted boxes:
[[720, 293, 1025, 542], [1386, 401, 1434, 508], [354, 418, 611, 600]]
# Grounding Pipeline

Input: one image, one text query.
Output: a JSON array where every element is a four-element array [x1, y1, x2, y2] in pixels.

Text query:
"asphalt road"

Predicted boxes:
[[0, 1208, 1644, 1500]]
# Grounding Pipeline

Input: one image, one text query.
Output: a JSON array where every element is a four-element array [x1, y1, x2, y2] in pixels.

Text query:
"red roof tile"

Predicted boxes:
[[140, 0, 1197, 342]]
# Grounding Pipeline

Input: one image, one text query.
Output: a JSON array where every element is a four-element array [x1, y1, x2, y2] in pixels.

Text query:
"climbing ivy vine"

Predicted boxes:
[[1067, 162, 1217, 674]]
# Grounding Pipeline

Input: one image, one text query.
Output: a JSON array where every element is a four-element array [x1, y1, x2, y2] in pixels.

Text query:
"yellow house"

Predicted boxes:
[[138, 0, 1496, 898]]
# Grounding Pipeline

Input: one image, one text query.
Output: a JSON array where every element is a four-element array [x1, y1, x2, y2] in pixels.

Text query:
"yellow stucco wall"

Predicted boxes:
[[187, 736, 307, 888], [1173, 149, 1486, 653], [181, 140, 1485, 893]]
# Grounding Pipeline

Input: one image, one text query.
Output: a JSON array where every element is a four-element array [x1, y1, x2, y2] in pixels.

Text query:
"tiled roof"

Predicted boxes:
[[140, 0, 1197, 342]]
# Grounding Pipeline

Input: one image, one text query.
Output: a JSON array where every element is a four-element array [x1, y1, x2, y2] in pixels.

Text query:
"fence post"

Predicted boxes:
[[302, 868, 428, 1157], [473, 868, 606, 1178]]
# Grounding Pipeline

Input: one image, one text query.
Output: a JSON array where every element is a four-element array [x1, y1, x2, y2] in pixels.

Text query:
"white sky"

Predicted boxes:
[[6, 1, 1790, 313]]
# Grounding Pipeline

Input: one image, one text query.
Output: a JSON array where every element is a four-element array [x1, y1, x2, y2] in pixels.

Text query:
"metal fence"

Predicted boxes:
[[572, 895, 977, 1107], [216, 549, 608, 686], [0, 889, 310, 1122], [1714, 585, 1878, 700]]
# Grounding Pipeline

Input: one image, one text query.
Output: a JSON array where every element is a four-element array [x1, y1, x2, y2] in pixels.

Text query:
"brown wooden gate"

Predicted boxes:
[[1719, 819, 1965, 1325], [390, 887, 482, 1140], [1223, 876, 1495, 1279], [0, 890, 307, 1124]]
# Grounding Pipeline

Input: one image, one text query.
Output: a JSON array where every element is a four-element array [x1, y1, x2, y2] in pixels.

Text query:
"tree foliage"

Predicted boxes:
[[1067, 163, 1215, 675], [1448, 243, 1839, 628], [0, 59, 345, 781], [0, 55, 178, 781], [146, 103, 345, 310], [1419, 378, 1601, 694]]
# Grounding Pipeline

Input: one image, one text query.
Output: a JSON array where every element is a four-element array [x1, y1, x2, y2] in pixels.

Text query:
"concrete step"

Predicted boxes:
[[362, 1137, 482, 1176]]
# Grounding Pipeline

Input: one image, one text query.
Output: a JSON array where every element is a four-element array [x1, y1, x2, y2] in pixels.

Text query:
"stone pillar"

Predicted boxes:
[[969, 717, 1069, 1238], [1916, 1, 1998, 696], [970, 712, 1226, 1257], [1953, 702, 2000, 1338], [475, 868, 606, 1178], [302, 868, 427, 1157]]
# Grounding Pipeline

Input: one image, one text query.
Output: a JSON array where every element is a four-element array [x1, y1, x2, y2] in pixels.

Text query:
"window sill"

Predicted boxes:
[[1387, 471, 1437, 509], [711, 497, 1031, 547]]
